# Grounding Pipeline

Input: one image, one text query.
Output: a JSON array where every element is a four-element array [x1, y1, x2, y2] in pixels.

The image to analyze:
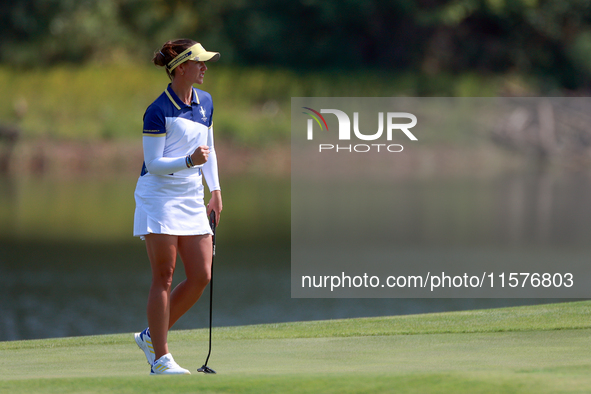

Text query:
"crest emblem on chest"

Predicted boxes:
[[199, 106, 208, 122]]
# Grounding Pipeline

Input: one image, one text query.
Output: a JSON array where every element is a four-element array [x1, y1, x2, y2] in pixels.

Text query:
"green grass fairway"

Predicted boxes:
[[1, 301, 590, 393]]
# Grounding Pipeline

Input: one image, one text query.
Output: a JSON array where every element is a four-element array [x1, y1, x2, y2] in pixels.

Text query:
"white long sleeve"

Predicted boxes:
[[202, 125, 221, 191], [142, 136, 190, 175]]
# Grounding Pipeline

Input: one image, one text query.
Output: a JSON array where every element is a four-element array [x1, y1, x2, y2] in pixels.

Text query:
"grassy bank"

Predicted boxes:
[[0, 65, 550, 178], [0, 65, 532, 145], [1, 301, 590, 393]]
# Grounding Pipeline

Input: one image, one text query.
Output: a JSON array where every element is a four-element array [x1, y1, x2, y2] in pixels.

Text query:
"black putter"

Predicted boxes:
[[198, 210, 217, 374]]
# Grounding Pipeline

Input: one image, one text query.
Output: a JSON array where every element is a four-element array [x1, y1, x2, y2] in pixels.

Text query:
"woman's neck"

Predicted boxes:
[[171, 79, 193, 105]]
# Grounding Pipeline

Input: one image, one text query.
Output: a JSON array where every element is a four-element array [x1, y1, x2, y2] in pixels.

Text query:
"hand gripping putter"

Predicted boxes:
[[198, 210, 217, 374]]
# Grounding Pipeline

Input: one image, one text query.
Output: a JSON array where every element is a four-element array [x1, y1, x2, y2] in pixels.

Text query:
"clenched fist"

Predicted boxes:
[[190, 145, 210, 166]]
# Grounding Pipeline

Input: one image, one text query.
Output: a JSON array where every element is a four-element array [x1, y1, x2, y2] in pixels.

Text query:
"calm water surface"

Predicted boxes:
[[0, 171, 587, 341]]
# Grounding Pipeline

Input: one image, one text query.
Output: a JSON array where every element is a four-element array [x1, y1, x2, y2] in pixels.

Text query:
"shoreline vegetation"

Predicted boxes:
[[2, 139, 542, 179]]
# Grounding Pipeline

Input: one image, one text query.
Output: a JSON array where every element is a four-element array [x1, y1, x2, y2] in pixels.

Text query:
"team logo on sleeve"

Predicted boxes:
[[199, 106, 208, 122]]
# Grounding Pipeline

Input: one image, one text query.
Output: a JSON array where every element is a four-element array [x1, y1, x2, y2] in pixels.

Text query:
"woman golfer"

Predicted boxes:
[[133, 39, 222, 375]]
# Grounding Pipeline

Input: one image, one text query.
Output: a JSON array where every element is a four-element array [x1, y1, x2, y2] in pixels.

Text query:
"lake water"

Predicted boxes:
[[0, 171, 587, 341]]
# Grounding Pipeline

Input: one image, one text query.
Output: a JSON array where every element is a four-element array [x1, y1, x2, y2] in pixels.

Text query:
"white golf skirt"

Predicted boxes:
[[133, 173, 213, 238]]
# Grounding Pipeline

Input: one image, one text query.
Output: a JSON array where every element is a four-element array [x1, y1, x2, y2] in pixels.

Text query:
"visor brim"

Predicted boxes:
[[193, 52, 220, 62]]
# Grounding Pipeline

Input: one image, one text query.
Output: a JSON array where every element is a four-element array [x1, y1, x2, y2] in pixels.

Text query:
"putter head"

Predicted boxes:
[[197, 365, 216, 374]]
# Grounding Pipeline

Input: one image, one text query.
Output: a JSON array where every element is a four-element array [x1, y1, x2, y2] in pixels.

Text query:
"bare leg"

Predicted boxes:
[[168, 234, 212, 329], [145, 234, 178, 360]]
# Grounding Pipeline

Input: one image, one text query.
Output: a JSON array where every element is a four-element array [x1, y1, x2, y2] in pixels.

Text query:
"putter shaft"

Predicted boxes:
[[198, 210, 217, 374]]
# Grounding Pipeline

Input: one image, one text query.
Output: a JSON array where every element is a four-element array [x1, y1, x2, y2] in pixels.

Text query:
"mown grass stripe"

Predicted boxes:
[[1, 300, 589, 350]]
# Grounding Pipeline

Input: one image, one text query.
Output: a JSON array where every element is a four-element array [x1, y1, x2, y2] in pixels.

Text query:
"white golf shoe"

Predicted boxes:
[[134, 327, 155, 365], [150, 353, 191, 375]]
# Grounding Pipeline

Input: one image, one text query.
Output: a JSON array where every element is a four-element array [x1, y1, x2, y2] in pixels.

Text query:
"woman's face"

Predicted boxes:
[[182, 60, 208, 85]]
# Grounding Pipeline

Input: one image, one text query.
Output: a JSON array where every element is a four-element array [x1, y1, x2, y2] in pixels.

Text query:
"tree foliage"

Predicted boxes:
[[2, 0, 591, 88]]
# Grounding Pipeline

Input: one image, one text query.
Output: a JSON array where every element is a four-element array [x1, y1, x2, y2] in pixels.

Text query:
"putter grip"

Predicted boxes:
[[209, 210, 216, 229], [209, 211, 216, 256]]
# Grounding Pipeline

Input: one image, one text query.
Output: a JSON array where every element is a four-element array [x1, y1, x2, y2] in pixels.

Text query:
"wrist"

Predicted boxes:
[[185, 155, 195, 168]]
